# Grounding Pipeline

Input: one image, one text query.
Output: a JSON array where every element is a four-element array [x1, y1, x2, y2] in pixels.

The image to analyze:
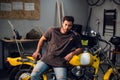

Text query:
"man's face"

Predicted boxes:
[[61, 20, 73, 34]]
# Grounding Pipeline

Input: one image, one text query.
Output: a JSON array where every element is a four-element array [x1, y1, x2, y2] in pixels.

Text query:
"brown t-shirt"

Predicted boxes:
[[41, 27, 82, 67]]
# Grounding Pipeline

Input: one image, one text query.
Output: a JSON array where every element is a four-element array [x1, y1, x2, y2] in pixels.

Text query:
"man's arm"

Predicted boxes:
[[32, 36, 47, 59], [71, 48, 83, 55], [64, 48, 83, 61]]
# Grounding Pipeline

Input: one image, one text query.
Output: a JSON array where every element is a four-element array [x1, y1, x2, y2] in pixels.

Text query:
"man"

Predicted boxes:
[[31, 16, 83, 80]]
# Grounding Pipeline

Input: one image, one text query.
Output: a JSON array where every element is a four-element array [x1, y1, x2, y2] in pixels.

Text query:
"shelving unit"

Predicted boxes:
[[103, 9, 116, 36]]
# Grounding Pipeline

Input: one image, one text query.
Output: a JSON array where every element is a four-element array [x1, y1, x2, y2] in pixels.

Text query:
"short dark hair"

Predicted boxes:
[[63, 16, 74, 23]]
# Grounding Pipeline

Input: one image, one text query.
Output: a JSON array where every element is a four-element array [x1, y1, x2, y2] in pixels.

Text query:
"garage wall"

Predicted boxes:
[[0, 0, 88, 39], [89, 0, 120, 40]]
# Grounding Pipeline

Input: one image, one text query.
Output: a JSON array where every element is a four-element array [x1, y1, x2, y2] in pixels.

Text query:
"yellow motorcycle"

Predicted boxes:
[[6, 31, 120, 80], [7, 48, 102, 80]]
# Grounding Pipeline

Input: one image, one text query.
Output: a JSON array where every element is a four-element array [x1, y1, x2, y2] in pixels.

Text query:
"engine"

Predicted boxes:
[[71, 66, 96, 80]]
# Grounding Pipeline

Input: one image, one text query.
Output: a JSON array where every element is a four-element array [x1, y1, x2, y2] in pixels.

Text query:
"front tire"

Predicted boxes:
[[109, 69, 120, 80], [109, 74, 120, 80], [9, 66, 33, 80], [9, 67, 20, 80], [10, 67, 49, 80], [14, 69, 46, 80], [15, 69, 31, 80]]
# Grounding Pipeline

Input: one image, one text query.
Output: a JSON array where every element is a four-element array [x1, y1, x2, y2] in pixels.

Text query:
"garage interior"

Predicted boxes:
[[0, 0, 120, 80]]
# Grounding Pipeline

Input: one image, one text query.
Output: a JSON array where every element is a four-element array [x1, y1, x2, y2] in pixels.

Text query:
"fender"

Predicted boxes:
[[7, 56, 36, 67], [103, 67, 120, 80], [103, 68, 113, 80]]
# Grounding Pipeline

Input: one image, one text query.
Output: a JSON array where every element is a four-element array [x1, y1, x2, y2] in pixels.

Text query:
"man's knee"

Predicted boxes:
[[31, 68, 40, 80], [56, 76, 66, 80]]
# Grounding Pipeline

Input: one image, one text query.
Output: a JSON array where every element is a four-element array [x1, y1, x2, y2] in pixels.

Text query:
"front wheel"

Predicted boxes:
[[9, 67, 33, 80], [109, 69, 120, 80], [15, 69, 47, 80], [9, 67, 46, 80], [109, 73, 120, 80], [15, 69, 31, 80]]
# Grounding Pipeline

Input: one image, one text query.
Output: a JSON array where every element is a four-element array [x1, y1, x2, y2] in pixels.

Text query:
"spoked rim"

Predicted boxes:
[[18, 72, 31, 80], [15, 69, 31, 80]]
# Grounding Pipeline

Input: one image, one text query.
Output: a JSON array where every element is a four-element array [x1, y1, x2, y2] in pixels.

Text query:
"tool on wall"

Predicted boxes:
[[84, 7, 92, 35], [55, 0, 64, 27], [61, 0, 65, 18]]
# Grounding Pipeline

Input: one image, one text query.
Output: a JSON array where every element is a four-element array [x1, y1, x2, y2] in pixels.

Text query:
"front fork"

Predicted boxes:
[[103, 67, 120, 80]]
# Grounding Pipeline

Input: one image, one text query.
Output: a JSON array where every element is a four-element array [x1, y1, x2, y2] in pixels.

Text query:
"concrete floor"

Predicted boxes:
[[0, 69, 9, 80]]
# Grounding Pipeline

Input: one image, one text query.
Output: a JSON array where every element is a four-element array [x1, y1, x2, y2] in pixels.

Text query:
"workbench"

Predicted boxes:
[[0, 39, 39, 69]]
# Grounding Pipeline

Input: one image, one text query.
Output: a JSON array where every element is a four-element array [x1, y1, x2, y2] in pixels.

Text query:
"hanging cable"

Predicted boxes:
[[56, 0, 61, 27], [8, 20, 25, 58], [61, 0, 65, 18]]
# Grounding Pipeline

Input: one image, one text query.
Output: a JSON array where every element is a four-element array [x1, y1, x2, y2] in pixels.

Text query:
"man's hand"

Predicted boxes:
[[32, 52, 41, 60]]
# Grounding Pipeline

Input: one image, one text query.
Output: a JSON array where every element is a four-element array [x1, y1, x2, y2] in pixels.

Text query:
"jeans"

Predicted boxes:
[[31, 60, 67, 80]]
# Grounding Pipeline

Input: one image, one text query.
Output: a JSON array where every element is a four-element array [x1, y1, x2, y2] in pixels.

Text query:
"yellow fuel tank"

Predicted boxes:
[[69, 52, 93, 66]]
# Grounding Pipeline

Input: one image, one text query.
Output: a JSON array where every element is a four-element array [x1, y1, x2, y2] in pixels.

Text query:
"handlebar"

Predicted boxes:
[[89, 30, 112, 55]]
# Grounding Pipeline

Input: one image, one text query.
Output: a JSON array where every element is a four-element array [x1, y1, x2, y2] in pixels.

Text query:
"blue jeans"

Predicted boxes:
[[31, 60, 67, 80]]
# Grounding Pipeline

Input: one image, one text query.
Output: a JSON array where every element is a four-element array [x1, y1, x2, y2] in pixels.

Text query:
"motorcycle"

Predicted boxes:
[[6, 30, 120, 80]]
